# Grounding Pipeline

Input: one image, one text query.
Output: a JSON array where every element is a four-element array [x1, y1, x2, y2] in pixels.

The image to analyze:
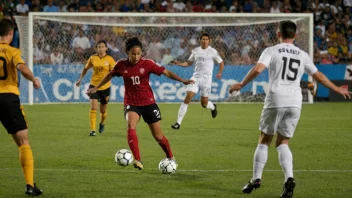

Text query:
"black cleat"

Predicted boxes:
[[25, 183, 43, 196], [171, 122, 181, 130], [211, 104, 218, 118], [242, 178, 261, 194], [99, 123, 105, 133], [89, 131, 96, 136], [280, 177, 295, 198]]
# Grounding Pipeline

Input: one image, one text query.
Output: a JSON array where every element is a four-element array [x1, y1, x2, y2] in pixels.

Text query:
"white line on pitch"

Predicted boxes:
[[1, 168, 352, 173]]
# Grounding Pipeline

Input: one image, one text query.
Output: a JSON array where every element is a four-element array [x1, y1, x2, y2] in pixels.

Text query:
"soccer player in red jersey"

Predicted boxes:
[[86, 37, 194, 170]]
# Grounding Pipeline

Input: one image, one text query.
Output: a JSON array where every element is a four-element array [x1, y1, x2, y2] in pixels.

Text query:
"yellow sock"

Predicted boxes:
[[90, 110, 96, 131], [19, 144, 34, 186], [100, 111, 107, 124]]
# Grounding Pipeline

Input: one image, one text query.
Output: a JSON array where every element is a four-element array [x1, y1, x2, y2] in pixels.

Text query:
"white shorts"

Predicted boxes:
[[186, 76, 212, 97], [259, 107, 301, 138]]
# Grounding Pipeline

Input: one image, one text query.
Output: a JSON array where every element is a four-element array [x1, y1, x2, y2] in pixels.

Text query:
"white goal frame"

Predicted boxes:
[[26, 12, 314, 105]]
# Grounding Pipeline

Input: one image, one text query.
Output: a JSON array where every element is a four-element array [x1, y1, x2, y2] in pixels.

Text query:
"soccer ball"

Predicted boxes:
[[158, 158, 177, 174], [115, 149, 133, 166]]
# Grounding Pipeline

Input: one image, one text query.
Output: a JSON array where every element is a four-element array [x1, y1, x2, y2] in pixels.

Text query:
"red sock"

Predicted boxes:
[[127, 129, 141, 161], [158, 136, 173, 159]]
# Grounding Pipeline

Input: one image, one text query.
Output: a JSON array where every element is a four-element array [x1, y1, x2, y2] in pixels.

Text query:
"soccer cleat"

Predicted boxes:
[[211, 104, 218, 118], [170, 157, 178, 168], [133, 160, 144, 170], [99, 123, 105, 133], [280, 177, 296, 198], [171, 122, 180, 130], [89, 131, 96, 136], [242, 178, 261, 194], [25, 183, 43, 196]]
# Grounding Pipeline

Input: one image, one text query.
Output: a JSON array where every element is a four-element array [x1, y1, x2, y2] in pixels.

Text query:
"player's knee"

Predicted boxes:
[[127, 122, 137, 129], [259, 132, 273, 146]]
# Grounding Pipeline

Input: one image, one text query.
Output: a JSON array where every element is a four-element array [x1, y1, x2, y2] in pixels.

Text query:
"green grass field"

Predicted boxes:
[[1, 103, 352, 197]]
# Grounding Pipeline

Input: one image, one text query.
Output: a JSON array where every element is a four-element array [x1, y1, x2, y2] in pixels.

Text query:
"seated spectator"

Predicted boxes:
[[270, 1, 280, 13], [16, 0, 29, 15], [328, 41, 339, 57], [58, 0, 67, 12], [161, 48, 174, 65], [72, 29, 91, 62], [43, 0, 59, 12], [320, 52, 333, 64], [50, 48, 64, 64]]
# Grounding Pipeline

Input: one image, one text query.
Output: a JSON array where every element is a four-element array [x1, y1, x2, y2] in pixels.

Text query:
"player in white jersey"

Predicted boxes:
[[229, 21, 351, 198], [170, 33, 224, 130]]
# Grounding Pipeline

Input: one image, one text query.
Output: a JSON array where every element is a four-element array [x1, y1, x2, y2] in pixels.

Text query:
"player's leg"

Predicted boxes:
[[98, 88, 110, 133], [200, 78, 217, 118], [243, 108, 282, 194], [143, 104, 174, 160], [12, 130, 43, 196], [171, 91, 196, 130], [0, 94, 42, 196], [89, 99, 98, 136], [276, 107, 300, 198], [124, 106, 143, 170]]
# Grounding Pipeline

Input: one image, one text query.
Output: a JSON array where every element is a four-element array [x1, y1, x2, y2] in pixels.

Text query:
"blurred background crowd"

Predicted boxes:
[[1, 0, 352, 66]]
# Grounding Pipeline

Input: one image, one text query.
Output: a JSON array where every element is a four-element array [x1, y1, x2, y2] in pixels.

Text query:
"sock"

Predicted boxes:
[[127, 129, 141, 161], [206, 101, 215, 110], [177, 103, 188, 124], [158, 136, 173, 159], [89, 110, 96, 131], [277, 144, 293, 182], [253, 144, 268, 180], [100, 111, 107, 124], [19, 145, 34, 186]]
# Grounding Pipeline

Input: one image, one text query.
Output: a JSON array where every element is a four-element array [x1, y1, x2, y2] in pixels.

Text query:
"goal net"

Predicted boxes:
[[15, 13, 313, 104]]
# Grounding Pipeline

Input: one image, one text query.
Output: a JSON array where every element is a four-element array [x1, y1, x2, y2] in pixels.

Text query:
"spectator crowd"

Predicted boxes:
[[1, 0, 352, 65]]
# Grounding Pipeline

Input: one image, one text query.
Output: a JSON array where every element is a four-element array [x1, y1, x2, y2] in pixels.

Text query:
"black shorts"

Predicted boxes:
[[0, 93, 28, 134], [89, 85, 110, 104], [124, 103, 162, 124]]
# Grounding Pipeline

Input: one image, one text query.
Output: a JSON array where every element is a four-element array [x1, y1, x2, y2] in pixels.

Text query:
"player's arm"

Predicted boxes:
[[229, 63, 266, 93], [17, 64, 40, 89], [162, 69, 194, 85], [312, 71, 351, 99], [86, 72, 113, 94], [76, 57, 93, 86], [171, 60, 193, 67], [216, 61, 224, 79]]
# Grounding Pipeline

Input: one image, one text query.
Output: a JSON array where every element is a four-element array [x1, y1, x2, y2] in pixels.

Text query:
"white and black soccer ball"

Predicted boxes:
[[158, 158, 177, 174], [115, 149, 133, 166]]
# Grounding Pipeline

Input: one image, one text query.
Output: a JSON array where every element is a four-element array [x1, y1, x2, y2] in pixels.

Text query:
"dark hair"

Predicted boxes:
[[96, 40, 107, 47], [199, 32, 210, 40], [279, 20, 296, 39], [0, 19, 14, 36], [125, 37, 143, 52]]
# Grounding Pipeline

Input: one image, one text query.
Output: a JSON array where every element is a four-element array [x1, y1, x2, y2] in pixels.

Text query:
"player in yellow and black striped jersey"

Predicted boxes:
[[76, 40, 116, 136], [0, 19, 43, 196]]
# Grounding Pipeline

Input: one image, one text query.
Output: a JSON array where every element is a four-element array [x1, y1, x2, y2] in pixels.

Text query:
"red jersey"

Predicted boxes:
[[111, 58, 165, 106]]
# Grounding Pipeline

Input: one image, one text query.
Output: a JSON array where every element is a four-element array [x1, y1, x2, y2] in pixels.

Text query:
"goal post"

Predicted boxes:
[[15, 13, 314, 105]]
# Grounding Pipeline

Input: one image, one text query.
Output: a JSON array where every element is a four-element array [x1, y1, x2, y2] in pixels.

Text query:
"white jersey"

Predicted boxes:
[[188, 46, 223, 77], [258, 43, 318, 109]]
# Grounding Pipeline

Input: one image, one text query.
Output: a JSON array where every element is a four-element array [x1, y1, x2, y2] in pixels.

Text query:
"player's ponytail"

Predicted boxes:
[[125, 37, 143, 52]]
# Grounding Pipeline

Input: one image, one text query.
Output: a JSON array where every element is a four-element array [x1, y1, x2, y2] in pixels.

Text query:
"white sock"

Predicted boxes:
[[177, 103, 188, 124], [253, 144, 268, 180], [277, 144, 293, 182], [206, 101, 215, 110]]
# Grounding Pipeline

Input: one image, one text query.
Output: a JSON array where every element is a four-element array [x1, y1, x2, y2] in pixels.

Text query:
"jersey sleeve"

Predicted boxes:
[[148, 60, 165, 76], [257, 48, 272, 68], [213, 49, 223, 63], [188, 49, 195, 62], [304, 55, 318, 75], [84, 56, 93, 69], [109, 57, 115, 71], [110, 61, 121, 77], [12, 49, 25, 67]]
